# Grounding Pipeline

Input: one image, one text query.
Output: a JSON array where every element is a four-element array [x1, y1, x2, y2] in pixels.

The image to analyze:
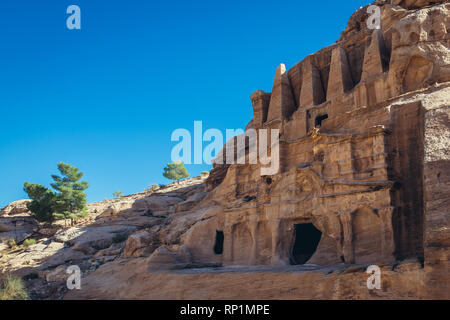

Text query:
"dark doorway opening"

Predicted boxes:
[[214, 231, 224, 255], [290, 223, 322, 265], [315, 114, 328, 127]]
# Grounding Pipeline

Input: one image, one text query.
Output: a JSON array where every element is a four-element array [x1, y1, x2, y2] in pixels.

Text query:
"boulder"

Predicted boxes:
[[391, 0, 447, 9], [0, 200, 31, 217], [0, 216, 37, 243], [95, 242, 124, 257], [146, 245, 191, 271], [53, 227, 85, 243], [174, 192, 208, 213], [123, 230, 157, 258], [132, 196, 184, 216], [44, 265, 69, 283], [53, 225, 136, 249], [95, 201, 134, 219]]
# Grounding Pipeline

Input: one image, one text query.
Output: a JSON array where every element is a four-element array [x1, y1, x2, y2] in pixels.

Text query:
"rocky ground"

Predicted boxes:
[[64, 259, 427, 300], [0, 174, 209, 299], [0, 173, 437, 300], [1, 0, 449, 300]]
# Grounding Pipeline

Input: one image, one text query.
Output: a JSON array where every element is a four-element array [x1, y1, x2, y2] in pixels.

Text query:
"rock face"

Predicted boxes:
[[2, 0, 450, 300], [0, 176, 208, 299], [146, 245, 192, 271], [0, 200, 31, 217], [183, 0, 449, 298], [65, 260, 429, 300], [0, 200, 37, 245], [123, 230, 157, 258]]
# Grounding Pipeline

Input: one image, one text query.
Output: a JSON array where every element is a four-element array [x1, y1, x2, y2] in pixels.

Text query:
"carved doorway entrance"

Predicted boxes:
[[214, 230, 224, 255], [290, 223, 322, 265]]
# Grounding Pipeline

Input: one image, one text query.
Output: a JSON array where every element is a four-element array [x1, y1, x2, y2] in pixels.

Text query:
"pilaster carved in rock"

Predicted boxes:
[[378, 206, 396, 262], [223, 224, 234, 264], [339, 211, 354, 264], [248, 220, 259, 265], [268, 219, 283, 265]]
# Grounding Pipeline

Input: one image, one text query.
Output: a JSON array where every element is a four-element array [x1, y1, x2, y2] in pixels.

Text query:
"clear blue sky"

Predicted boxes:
[[0, 0, 372, 207]]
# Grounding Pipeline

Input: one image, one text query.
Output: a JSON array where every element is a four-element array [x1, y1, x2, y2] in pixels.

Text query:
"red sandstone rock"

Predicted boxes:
[[3, 0, 450, 300]]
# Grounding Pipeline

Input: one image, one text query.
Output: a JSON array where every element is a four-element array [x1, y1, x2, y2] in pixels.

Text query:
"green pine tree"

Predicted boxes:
[[23, 162, 89, 225], [163, 160, 189, 184], [51, 162, 89, 225], [23, 183, 55, 222]]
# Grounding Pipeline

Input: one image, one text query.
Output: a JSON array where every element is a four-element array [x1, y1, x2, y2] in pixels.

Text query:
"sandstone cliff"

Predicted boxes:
[[1, 0, 449, 300]]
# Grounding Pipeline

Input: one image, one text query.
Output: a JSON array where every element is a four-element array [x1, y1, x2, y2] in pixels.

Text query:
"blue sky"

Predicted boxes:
[[0, 0, 372, 207]]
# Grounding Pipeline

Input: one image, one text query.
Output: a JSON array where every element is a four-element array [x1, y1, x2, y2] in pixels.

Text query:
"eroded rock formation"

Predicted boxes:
[[188, 0, 449, 270], [181, 0, 450, 298], [1, 0, 449, 300]]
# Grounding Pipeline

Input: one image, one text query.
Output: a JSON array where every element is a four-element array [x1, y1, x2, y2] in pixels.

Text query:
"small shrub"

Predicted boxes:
[[112, 191, 124, 198], [0, 275, 29, 300], [112, 234, 127, 244], [147, 184, 159, 192], [163, 160, 190, 183], [7, 238, 17, 249], [22, 239, 36, 248]]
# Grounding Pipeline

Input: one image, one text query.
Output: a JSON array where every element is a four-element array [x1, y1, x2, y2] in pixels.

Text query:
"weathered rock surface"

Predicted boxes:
[[65, 260, 433, 300], [1, 0, 449, 300], [146, 245, 192, 271], [0, 200, 31, 217], [0, 216, 37, 245], [0, 176, 208, 299], [198, 1, 449, 277], [123, 230, 157, 258], [392, 0, 447, 10]]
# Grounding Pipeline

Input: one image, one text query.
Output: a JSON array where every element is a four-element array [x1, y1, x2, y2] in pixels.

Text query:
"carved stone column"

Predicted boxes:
[[268, 219, 283, 265], [248, 220, 259, 265], [223, 225, 234, 265], [324, 214, 344, 257], [378, 207, 396, 262], [339, 211, 354, 264]]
